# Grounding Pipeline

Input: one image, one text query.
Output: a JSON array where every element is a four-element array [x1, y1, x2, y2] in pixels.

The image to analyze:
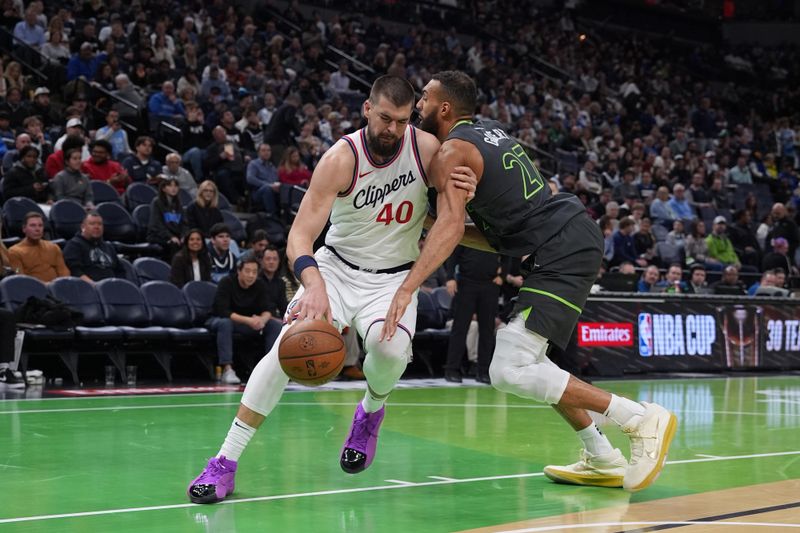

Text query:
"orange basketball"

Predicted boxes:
[[278, 319, 346, 386]]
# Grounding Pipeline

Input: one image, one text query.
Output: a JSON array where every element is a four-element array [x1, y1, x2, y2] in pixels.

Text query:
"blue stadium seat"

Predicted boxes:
[[131, 204, 150, 241], [182, 280, 217, 326], [2, 197, 46, 237], [90, 180, 122, 204], [124, 182, 157, 212], [49, 199, 86, 239], [217, 193, 232, 211], [133, 257, 171, 283], [96, 202, 139, 243], [117, 257, 140, 285], [95, 278, 169, 341], [141, 281, 211, 341], [221, 209, 247, 244]]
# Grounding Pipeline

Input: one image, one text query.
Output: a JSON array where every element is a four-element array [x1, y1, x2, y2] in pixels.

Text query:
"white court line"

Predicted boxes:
[[384, 479, 415, 486], [497, 521, 800, 532], [0, 450, 798, 525], [695, 454, 721, 459], [428, 476, 456, 481]]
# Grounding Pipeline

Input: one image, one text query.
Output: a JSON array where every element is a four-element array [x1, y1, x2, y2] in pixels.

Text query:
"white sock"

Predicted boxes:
[[217, 417, 256, 461], [0, 363, 8, 371], [577, 422, 614, 456], [604, 394, 645, 428], [361, 385, 389, 413]]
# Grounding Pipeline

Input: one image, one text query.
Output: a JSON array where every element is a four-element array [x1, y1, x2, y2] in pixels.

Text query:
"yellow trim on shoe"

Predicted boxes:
[[543, 467, 623, 488], [625, 412, 678, 492]]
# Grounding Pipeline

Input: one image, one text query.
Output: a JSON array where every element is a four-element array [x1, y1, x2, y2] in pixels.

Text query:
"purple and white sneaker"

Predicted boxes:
[[340, 404, 385, 474], [187, 456, 237, 503]]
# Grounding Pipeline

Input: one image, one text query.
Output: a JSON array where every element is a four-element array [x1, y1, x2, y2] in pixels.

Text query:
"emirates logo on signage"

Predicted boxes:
[[577, 322, 634, 347]]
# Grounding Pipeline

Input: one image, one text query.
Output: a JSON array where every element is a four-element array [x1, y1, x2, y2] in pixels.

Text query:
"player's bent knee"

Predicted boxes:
[[363, 325, 412, 364], [489, 322, 568, 404]]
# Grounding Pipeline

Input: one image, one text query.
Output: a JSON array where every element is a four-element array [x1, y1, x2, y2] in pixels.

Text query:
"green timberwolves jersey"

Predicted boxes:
[[447, 119, 585, 256]]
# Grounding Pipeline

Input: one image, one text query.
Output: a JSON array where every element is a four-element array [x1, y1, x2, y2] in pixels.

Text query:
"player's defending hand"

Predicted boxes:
[[380, 287, 413, 341], [288, 281, 333, 324], [450, 165, 477, 202]]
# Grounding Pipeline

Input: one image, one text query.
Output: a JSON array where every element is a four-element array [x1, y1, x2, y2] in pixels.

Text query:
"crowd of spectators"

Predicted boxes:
[[1, 0, 800, 380]]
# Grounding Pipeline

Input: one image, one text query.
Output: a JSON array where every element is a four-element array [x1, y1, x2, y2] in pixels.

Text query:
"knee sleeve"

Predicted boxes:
[[489, 317, 570, 404], [361, 322, 412, 395]]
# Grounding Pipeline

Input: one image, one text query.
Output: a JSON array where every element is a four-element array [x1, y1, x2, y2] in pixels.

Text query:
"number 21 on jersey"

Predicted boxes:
[[376, 201, 414, 225]]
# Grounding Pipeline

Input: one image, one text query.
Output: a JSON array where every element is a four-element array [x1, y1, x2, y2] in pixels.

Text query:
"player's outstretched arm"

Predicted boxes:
[[286, 141, 355, 323], [381, 139, 481, 340]]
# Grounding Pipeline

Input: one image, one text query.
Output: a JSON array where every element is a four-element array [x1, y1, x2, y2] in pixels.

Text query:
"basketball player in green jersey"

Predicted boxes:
[[382, 71, 678, 492]]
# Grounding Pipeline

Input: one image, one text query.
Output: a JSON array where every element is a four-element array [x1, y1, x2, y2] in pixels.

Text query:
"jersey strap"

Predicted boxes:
[[338, 135, 359, 197]]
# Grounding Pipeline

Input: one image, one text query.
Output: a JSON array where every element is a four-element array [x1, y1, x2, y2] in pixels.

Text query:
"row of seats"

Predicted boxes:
[[0, 275, 220, 384], [413, 287, 454, 377], [0, 196, 273, 254]]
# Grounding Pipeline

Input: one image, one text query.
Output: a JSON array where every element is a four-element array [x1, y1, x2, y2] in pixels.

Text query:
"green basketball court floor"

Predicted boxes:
[[1, 375, 798, 532]]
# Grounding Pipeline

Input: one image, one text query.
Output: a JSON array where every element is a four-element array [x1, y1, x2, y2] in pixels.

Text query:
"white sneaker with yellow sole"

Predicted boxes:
[[622, 401, 678, 492], [544, 448, 627, 488]]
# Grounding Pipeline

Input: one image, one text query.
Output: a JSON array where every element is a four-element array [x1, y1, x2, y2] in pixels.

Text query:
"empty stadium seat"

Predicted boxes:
[[49, 199, 86, 239], [221, 209, 247, 244], [90, 180, 122, 204], [133, 257, 171, 283], [2, 197, 46, 237], [141, 281, 210, 340], [182, 281, 217, 326], [117, 257, 140, 285], [95, 278, 169, 340], [131, 204, 150, 241], [124, 182, 157, 212]]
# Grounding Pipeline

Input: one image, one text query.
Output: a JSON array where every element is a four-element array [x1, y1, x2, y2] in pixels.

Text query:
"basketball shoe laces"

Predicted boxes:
[[624, 426, 654, 466], [349, 416, 374, 450], [197, 458, 229, 483]]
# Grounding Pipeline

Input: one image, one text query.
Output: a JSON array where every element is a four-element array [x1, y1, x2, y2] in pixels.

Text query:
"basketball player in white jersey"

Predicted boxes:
[[187, 76, 477, 504]]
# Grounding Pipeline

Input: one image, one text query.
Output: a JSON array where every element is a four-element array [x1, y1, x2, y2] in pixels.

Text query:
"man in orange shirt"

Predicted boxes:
[[8, 212, 70, 282]]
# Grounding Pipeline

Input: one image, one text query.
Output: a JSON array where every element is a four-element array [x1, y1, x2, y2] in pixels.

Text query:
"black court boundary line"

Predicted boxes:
[[615, 500, 800, 532]]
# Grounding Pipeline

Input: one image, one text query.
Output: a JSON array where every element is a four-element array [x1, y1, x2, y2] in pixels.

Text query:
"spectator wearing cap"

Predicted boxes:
[[766, 203, 800, 259], [54, 118, 88, 154], [762, 237, 798, 276], [706, 216, 741, 268], [147, 176, 187, 261], [2, 133, 32, 175], [81, 139, 130, 194], [3, 146, 50, 203], [147, 81, 186, 127], [66, 41, 105, 82], [123, 136, 161, 185], [94, 109, 131, 160], [163, 152, 197, 197], [30, 87, 58, 130], [13, 8, 45, 49], [729, 155, 753, 185]]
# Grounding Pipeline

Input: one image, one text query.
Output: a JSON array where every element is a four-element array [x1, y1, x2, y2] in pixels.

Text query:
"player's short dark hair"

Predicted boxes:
[[209, 223, 231, 238], [431, 70, 477, 116], [369, 75, 415, 108]]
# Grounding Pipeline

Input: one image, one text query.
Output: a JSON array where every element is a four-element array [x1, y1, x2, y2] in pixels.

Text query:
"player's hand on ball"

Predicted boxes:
[[381, 288, 412, 341], [451, 165, 477, 202], [290, 281, 333, 324]]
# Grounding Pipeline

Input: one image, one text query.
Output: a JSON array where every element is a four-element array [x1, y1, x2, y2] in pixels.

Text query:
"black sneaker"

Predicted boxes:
[[0, 368, 25, 388], [444, 370, 462, 383]]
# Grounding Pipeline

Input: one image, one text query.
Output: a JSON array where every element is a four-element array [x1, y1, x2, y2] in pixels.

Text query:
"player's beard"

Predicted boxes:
[[365, 127, 402, 159], [417, 110, 439, 136]]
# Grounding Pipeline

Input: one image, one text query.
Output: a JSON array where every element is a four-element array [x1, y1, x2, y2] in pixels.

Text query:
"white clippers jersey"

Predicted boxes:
[[325, 125, 429, 270]]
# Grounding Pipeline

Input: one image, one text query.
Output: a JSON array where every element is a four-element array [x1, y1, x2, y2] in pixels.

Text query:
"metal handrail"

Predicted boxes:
[[77, 78, 140, 113], [0, 27, 48, 83]]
